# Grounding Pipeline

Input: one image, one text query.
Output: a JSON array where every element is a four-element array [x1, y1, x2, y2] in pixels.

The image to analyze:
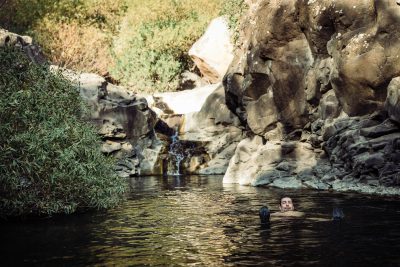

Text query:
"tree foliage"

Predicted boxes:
[[0, 47, 126, 217]]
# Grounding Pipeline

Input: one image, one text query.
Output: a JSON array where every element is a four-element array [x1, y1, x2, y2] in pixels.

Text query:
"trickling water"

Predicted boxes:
[[167, 131, 185, 175]]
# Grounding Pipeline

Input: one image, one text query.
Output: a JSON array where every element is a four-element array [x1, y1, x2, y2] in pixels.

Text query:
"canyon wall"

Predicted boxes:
[[222, 0, 400, 194]]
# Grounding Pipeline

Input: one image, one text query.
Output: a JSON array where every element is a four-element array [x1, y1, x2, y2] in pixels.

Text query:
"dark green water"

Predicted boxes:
[[2, 175, 400, 266]]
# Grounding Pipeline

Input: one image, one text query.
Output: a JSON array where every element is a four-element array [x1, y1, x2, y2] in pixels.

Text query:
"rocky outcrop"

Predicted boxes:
[[0, 29, 46, 64], [225, 0, 400, 129], [144, 83, 243, 175], [386, 77, 400, 123], [224, 136, 322, 186], [189, 17, 234, 83], [72, 72, 161, 177], [222, 0, 400, 194], [181, 84, 244, 174]]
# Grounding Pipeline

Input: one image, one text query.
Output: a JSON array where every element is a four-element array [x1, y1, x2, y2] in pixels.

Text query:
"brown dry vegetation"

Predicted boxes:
[[35, 20, 113, 74], [0, 0, 246, 92]]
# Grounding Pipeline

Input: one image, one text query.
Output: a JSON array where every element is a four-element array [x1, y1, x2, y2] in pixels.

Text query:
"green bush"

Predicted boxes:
[[0, 0, 245, 93], [219, 0, 248, 44], [0, 47, 126, 217], [111, 17, 194, 92], [0, 0, 125, 34], [0, 0, 127, 74], [110, 0, 224, 93]]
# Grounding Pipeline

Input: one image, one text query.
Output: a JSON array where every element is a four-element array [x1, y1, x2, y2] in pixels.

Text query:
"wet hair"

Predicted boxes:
[[332, 207, 345, 221]]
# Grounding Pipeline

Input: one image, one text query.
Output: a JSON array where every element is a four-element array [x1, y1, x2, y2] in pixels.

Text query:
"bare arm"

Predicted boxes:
[[271, 211, 305, 218]]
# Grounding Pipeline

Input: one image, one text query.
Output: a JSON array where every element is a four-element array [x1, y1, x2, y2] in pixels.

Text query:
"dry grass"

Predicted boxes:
[[0, 0, 246, 92], [35, 20, 114, 74]]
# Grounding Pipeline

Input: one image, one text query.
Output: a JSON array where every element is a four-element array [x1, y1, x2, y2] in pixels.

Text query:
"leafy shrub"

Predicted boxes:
[[0, 0, 126, 75], [110, 0, 224, 93], [0, 0, 245, 93], [0, 47, 126, 217], [34, 20, 114, 74], [219, 0, 248, 44]]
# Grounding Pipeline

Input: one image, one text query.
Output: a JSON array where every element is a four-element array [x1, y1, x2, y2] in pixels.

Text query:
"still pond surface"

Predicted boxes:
[[2, 175, 400, 266]]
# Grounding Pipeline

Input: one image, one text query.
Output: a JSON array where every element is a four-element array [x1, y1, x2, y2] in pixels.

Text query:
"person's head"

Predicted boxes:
[[279, 196, 294, 212]]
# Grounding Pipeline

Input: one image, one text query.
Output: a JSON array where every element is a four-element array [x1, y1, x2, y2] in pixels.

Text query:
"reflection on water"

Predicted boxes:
[[2, 175, 400, 266]]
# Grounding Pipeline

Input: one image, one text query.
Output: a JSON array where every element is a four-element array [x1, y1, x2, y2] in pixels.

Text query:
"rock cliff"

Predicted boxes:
[[222, 0, 400, 194]]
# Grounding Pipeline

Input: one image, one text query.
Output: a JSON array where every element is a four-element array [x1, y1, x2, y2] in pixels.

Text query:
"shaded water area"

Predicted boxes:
[[2, 175, 400, 266]]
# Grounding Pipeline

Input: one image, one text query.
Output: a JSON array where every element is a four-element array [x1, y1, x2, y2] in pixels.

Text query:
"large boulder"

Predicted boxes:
[[385, 77, 400, 123], [151, 83, 220, 115], [224, 0, 400, 137], [0, 29, 46, 64], [324, 115, 400, 187], [223, 136, 323, 187], [189, 17, 234, 83]]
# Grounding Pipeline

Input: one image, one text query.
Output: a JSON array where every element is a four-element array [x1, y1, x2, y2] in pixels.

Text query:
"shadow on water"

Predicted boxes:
[[1, 175, 400, 266]]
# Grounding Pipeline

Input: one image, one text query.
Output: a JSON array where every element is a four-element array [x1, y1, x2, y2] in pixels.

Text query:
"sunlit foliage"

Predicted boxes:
[[0, 47, 126, 217]]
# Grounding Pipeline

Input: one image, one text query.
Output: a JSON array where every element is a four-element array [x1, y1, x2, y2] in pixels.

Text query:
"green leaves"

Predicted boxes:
[[219, 0, 248, 44], [110, 0, 224, 93], [0, 47, 126, 217]]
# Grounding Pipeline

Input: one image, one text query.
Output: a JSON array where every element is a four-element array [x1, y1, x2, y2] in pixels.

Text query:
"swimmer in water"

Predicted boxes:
[[271, 196, 305, 218], [259, 196, 344, 224], [259, 196, 302, 225]]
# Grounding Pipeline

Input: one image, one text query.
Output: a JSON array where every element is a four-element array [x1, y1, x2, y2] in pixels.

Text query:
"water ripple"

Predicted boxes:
[[2, 175, 400, 266]]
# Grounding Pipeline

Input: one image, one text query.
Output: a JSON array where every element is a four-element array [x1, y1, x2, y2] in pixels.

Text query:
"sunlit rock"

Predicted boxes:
[[101, 140, 122, 154], [153, 83, 220, 115], [139, 140, 165, 176], [385, 77, 400, 123], [223, 136, 321, 187], [189, 17, 234, 83]]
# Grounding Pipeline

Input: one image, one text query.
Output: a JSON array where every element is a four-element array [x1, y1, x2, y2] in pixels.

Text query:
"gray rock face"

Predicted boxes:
[[223, 136, 322, 186], [385, 77, 400, 123], [225, 0, 400, 127], [77, 73, 157, 143], [324, 116, 400, 187], [220, 0, 400, 195], [180, 84, 243, 174], [74, 72, 160, 177], [0, 29, 46, 64]]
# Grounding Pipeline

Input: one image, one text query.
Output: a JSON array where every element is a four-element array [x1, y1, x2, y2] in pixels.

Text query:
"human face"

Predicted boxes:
[[280, 197, 294, 212]]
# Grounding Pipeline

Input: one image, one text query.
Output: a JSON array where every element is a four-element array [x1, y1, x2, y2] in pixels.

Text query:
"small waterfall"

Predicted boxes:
[[167, 131, 185, 175]]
